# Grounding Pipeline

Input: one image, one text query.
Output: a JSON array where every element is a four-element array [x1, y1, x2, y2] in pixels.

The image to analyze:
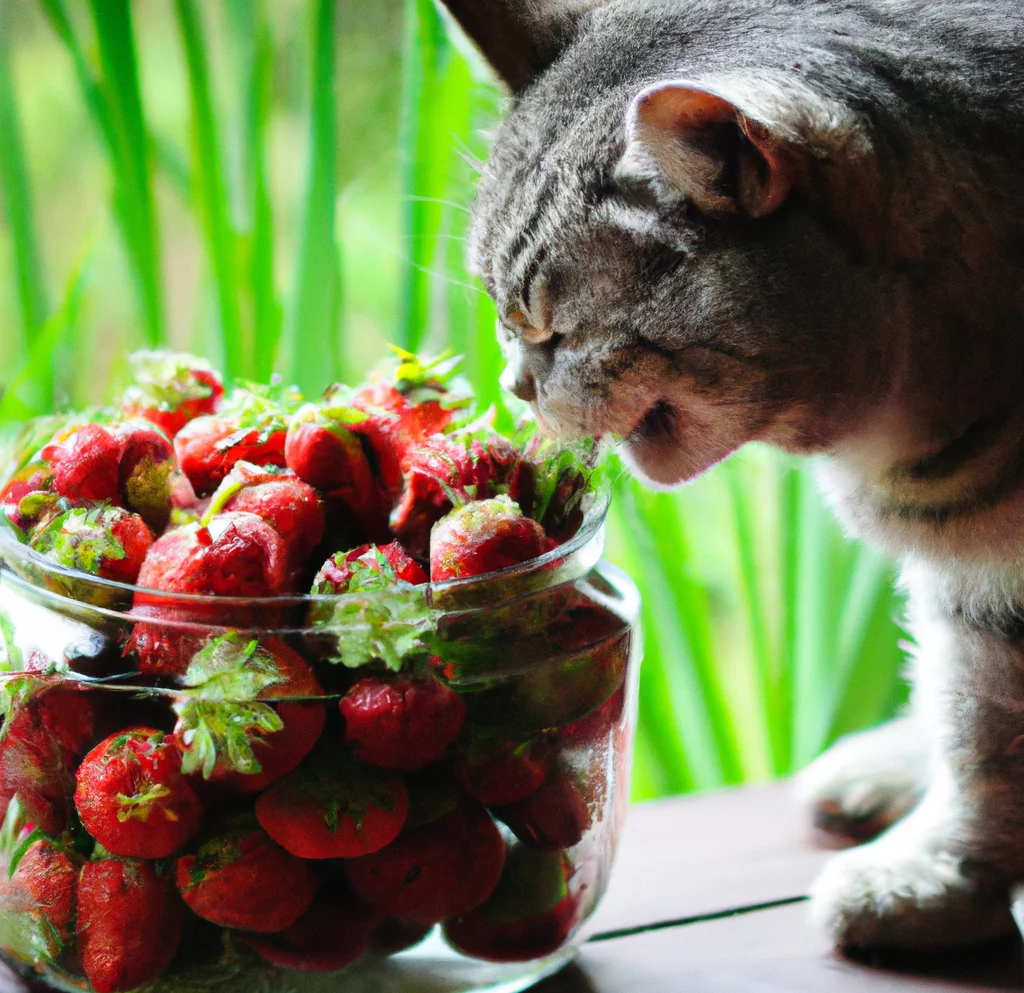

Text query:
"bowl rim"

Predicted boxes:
[[0, 488, 611, 613]]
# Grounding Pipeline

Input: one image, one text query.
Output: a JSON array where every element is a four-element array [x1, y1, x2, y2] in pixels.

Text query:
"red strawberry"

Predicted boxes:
[[130, 514, 289, 675], [174, 637, 327, 794], [311, 541, 426, 595], [444, 845, 577, 963], [456, 738, 551, 808], [122, 350, 224, 439], [238, 889, 380, 972], [175, 828, 318, 933], [255, 754, 409, 859], [389, 435, 512, 556], [41, 423, 122, 504], [340, 676, 466, 773], [5, 839, 78, 946], [0, 462, 56, 534], [0, 689, 94, 835], [430, 497, 547, 582], [205, 462, 324, 572], [285, 402, 375, 500], [347, 352, 470, 502], [494, 769, 592, 852], [29, 506, 153, 585], [371, 917, 432, 955], [138, 512, 288, 598], [41, 421, 174, 531], [173, 384, 298, 496], [77, 857, 183, 993], [343, 798, 504, 926], [74, 728, 202, 859]]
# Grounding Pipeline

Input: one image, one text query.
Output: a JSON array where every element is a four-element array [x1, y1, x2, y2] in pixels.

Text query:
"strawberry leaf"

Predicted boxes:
[[311, 586, 438, 672], [174, 635, 287, 779], [175, 700, 284, 780], [125, 350, 220, 409], [29, 506, 127, 576]]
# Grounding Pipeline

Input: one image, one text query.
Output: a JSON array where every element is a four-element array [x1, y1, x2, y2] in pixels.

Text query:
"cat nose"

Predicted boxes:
[[501, 364, 538, 403]]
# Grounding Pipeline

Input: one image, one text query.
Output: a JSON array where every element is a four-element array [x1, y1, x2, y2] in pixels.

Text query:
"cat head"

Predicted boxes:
[[441, 0, 904, 487]]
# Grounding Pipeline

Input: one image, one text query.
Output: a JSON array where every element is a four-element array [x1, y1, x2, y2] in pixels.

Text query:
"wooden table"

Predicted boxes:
[[3, 783, 1022, 992], [540, 783, 1024, 992]]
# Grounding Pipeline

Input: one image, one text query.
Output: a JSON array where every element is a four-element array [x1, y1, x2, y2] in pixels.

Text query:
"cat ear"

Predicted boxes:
[[436, 0, 600, 92], [617, 81, 814, 219]]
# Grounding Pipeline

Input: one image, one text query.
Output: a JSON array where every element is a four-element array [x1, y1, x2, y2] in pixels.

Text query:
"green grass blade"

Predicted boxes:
[[38, 0, 116, 151], [175, 0, 244, 379], [724, 458, 785, 774], [86, 0, 164, 345], [0, 9, 49, 370], [398, 0, 450, 352], [608, 480, 747, 790], [224, 0, 280, 382], [280, 0, 340, 395], [0, 232, 97, 426]]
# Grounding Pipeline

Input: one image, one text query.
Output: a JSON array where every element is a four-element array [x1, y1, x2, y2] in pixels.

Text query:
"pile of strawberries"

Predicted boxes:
[[0, 351, 629, 992]]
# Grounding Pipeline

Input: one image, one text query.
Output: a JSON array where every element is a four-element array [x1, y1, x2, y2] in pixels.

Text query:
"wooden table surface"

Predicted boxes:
[[3, 782, 1022, 992]]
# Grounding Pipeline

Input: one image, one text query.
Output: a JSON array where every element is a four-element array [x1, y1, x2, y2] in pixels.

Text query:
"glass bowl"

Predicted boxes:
[[0, 493, 641, 993]]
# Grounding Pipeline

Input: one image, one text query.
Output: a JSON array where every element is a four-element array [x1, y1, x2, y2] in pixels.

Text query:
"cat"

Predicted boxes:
[[438, 0, 1024, 952]]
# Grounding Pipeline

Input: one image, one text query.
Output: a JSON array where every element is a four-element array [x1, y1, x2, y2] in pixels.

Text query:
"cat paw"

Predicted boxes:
[[810, 844, 1015, 950], [796, 717, 927, 844]]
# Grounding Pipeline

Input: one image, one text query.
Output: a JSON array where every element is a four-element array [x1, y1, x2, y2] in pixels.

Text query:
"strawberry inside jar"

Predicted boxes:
[[0, 349, 639, 993]]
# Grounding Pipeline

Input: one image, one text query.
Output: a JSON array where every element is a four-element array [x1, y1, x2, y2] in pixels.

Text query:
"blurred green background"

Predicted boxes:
[[0, 0, 908, 800]]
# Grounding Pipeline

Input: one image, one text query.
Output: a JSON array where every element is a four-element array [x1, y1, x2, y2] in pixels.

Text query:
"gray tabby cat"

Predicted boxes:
[[437, 0, 1024, 952]]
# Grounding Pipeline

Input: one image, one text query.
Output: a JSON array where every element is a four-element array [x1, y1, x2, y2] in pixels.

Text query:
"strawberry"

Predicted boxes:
[[311, 541, 426, 595], [238, 889, 380, 972], [74, 728, 202, 859], [41, 423, 122, 505], [0, 462, 56, 534], [5, 838, 78, 947], [456, 737, 551, 808], [390, 435, 512, 556], [348, 352, 471, 502], [41, 421, 175, 531], [130, 514, 290, 675], [371, 917, 432, 955], [138, 512, 288, 598], [121, 350, 224, 439], [173, 384, 299, 496], [174, 636, 327, 795], [255, 752, 409, 859], [175, 828, 318, 933], [494, 769, 592, 852], [77, 857, 183, 993], [340, 676, 466, 773], [285, 402, 375, 502], [29, 505, 153, 586], [343, 798, 504, 925], [0, 689, 95, 835], [203, 462, 324, 573], [444, 845, 577, 963], [430, 497, 547, 582]]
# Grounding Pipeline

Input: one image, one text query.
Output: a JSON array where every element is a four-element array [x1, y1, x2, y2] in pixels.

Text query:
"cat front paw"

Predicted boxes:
[[796, 717, 927, 844], [810, 843, 1015, 950]]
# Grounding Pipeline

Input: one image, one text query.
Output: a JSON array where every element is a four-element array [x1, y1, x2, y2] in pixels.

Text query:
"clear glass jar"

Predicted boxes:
[[0, 494, 640, 993]]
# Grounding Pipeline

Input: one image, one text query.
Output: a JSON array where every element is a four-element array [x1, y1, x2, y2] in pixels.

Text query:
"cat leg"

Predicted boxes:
[[809, 571, 1023, 950], [796, 716, 929, 843], [809, 774, 1015, 949]]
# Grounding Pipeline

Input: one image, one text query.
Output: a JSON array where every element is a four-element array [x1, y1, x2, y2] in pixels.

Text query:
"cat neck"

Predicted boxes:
[[817, 396, 1024, 568]]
